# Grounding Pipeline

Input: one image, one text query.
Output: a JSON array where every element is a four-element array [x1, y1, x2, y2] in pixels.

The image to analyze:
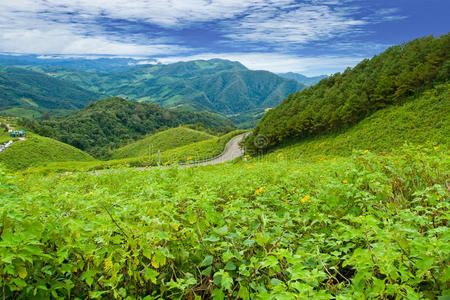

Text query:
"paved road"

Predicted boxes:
[[183, 133, 248, 167]]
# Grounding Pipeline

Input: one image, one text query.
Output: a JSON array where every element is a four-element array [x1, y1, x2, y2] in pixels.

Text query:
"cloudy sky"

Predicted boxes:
[[0, 0, 448, 75]]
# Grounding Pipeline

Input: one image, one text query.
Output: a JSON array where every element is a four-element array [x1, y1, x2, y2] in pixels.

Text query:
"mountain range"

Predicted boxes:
[[0, 66, 101, 118], [0, 56, 305, 127]]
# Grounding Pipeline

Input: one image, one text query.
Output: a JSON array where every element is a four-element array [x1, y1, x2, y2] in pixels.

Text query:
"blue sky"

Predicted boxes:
[[0, 0, 448, 75]]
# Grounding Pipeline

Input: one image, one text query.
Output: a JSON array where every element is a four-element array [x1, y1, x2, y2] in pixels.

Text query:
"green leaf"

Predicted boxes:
[[224, 261, 236, 271], [201, 255, 214, 267]]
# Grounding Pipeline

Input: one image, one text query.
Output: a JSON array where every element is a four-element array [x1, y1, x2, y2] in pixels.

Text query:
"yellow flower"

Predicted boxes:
[[18, 178, 25, 182], [68, 175, 74, 178], [254, 187, 264, 195], [301, 195, 310, 203], [364, 149, 369, 153], [342, 179, 348, 184], [247, 165, 253, 169], [434, 146, 439, 150], [7, 180, 15, 183], [187, 156, 193, 160]]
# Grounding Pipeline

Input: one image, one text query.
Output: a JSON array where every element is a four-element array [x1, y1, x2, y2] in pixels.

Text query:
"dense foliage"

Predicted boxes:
[[1, 144, 448, 299], [0, 133, 94, 170], [248, 35, 450, 150], [18, 98, 235, 158], [111, 127, 214, 159], [0, 67, 101, 116]]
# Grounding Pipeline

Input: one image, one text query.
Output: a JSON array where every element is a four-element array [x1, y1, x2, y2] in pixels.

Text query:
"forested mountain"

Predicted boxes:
[[19, 97, 235, 157], [11, 59, 305, 126], [247, 34, 449, 151], [0, 67, 102, 117], [278, 72, 328, 86]]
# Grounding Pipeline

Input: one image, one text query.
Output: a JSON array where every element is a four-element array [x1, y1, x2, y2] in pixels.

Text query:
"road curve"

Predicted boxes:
[[183, 133, 248, 167]]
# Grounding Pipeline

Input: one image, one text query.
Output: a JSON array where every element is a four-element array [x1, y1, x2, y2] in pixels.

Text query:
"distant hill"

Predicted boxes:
[[278, 72, 328, 86], [111, 127, 215, 159], [19, 97, 235, 158], [0, 67, 102, 118], [4, 58, 305, 126], [247, 34, 449, 151], [0, 133, 95, 170]]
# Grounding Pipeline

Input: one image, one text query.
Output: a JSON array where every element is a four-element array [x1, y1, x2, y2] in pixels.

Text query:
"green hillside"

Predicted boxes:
[[111, 127, 215, 159], [248, 35, 449, 151], [0, 67, 102, 118], [19, 98, 235, 158], [266, 83, 449, 157], [0, 133, 94, 170], [25, 59, 304, 126]]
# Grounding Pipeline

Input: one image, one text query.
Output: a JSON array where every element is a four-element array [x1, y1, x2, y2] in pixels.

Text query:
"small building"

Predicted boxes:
[[10, 130, 26, 138]]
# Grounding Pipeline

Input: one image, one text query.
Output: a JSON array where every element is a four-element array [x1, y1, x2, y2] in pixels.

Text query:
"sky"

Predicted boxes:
[[0, 0, 448, 75]]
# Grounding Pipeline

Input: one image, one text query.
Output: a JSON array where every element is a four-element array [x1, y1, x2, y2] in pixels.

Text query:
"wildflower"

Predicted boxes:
[[187, 156, 193, 160], [342, 179, 348, 184], [276, 153, 282, 158], [247, 165, 253, 169], [68, 174, 74, 178], [254, 186, 264, 195], [301, 195, 310, 202], [18, 178, 25, 182], [434, 146, 439, 150], [364, 149, 369, 153], [243, 154, 250, 158], [7, 180, 15, 183]]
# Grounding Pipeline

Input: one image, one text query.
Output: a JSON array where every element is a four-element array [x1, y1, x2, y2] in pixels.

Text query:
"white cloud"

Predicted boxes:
[[0, 0, 406, 74], [224, 3, 366, 45], [156, 52, 365, 76]]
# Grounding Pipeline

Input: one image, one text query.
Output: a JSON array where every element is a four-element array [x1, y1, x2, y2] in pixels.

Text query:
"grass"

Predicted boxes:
[[0, 133, 95, 170], [1, 143, 448, 299], [266, 84, 449, 159], [111, 127, 215, 159]]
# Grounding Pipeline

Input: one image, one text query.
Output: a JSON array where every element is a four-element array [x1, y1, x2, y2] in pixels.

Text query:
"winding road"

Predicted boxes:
[[183, 133, 248, 167]]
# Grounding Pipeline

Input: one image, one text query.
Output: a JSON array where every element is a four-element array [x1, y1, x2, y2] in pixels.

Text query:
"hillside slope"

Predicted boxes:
[[111, 127, 214, 159], [0, 133, 95, 170], [267, 83, 449, 157], [0, 67, 102, 117], [19, 97, 235, 157], [248, 35, 449, 150]]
